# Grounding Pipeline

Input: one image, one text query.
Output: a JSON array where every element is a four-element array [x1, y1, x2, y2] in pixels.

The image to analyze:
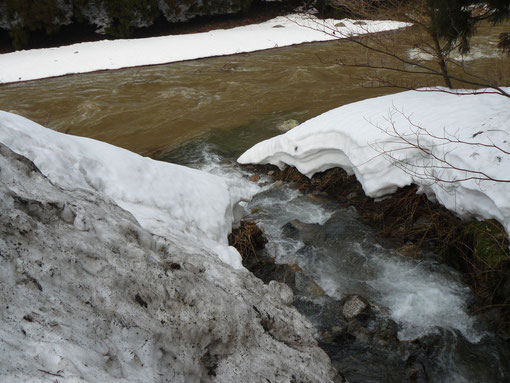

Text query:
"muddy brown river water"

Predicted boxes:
[[0, 24, 507, 157], [1, 21, 509, 383]]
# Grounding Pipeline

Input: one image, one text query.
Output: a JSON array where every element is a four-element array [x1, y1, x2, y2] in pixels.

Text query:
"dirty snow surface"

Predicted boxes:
[[0, 116, 340, 382], [0, 14, 408, 84], [0, 111, 253, 269], [239, 89, 510, 234]]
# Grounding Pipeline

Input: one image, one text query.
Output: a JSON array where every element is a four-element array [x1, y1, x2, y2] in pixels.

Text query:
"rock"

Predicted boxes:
[[295, 272, 325, 298], [277, 119, 300, 132], [346, 321, 371, 344], [373, 318, 399, 345], [398, 243, 421, 258], [267, 170, 275, 176], [281, 219, 326, 244], [249, 174, 261, 182], [282, 220, 300, 239], [342, 295, 369, 320], [346, 191, 357, 200]]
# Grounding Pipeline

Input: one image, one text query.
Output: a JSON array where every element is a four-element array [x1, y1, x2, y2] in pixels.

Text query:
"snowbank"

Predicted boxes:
[[0, 143, 340, 382], [0, 111, 253, 269], [238, 89, 510, 234], [0, 14, 408, 84]]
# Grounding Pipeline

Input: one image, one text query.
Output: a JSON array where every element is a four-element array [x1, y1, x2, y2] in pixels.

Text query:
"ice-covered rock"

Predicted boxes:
[[0, 142, 342, 382]]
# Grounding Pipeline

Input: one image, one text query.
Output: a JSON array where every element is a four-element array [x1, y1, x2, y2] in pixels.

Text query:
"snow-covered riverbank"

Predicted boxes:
[[0, 14, 408, 84], [0, 111, 253, 269], [0, 111, 343, 382], [239, 88, 510, 235]]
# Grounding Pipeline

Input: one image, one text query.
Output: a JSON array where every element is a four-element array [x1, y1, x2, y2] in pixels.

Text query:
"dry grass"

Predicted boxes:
[[228, 221, 267, 263]]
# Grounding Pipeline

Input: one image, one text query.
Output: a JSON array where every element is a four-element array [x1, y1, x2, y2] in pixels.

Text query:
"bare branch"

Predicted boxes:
[[290, 1, 510, 98], [367, 108, 510, 185]]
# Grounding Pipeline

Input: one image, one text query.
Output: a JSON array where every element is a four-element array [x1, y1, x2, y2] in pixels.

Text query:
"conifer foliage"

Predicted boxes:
[[429, 0, 510, 54]]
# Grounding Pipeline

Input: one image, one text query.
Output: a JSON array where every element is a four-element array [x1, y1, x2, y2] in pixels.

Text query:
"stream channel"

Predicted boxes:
[[1, 25, 509, 382]]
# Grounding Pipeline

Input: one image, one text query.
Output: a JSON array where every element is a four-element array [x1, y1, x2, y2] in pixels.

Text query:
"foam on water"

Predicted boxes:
[[177, 145, 480, 342], [247, 186, 334, 263], [311, 238, 480, 342], [368, 251, 479, 341]]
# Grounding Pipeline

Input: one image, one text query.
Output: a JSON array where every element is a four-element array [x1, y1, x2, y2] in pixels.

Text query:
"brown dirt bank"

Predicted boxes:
[[239, 164, 510, 337]]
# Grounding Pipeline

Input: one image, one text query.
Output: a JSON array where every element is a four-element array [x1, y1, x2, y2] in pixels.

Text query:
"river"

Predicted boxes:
[[1, 24, 509, 383]]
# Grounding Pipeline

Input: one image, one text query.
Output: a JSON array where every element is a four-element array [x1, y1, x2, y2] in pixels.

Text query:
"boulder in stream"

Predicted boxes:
[[342, 295, 369, 320]]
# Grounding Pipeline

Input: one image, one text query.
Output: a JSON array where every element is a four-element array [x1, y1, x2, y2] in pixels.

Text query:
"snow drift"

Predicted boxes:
[[238, 89, 510, 235], [0, 110, 255, 269], [0, 15, 408, 84], [0, 142, 341, 382]]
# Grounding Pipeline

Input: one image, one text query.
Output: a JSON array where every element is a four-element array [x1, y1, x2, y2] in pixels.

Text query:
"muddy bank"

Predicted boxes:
[[239, 164, 510, 338]]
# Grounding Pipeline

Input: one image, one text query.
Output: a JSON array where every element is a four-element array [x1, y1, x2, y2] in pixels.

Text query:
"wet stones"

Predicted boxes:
[[341, 295, 368, 320], [276, 119, 299, 132], [281, 219, 326, 245], [295, 272, 325, 298]]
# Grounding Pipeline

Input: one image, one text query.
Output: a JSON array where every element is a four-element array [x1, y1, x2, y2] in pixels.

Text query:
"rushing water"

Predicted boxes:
[[164, 131, 510, 383], [1, 23, 510, 382], [1, 24, 508, 156]]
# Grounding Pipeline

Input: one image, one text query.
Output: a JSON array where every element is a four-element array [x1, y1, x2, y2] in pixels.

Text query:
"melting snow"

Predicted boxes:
[[0, 111, 253, 269], [238, 88, 510, 235], [0, 14, 408, 84]]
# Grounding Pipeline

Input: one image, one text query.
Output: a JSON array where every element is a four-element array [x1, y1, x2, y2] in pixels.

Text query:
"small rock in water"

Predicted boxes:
[[295, 272, 325, 298], [398, 243, 421, 258], [267, 170, 275, 176], [282, 221, 300, 239], [345, 205, 359, 218], [346, 192, 357, 200], [289, 263, 302, 273], [249, 174, 260, 183], [277, 119, 300, 132], [342, 295, 368, 320]]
